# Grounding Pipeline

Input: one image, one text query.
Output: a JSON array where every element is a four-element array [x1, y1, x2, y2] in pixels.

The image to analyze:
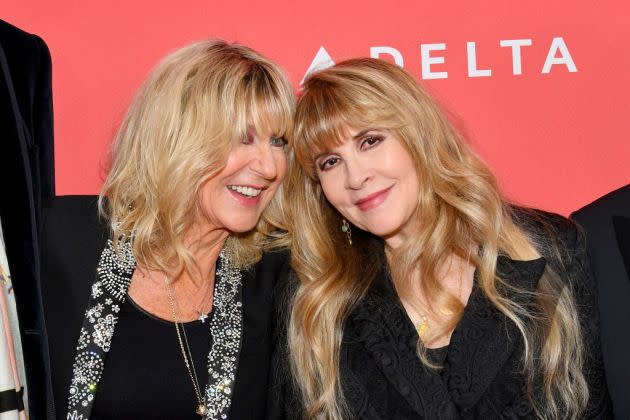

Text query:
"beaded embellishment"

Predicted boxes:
[[66, 240, 244, 419], [204, 249, 243, 419], [67, 239, 133, 416]]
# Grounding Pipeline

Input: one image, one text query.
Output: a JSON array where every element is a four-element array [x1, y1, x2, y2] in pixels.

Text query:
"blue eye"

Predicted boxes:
[[270, 137, 288, 148]]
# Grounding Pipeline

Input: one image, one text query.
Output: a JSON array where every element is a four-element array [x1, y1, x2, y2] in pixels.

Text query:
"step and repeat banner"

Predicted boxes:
[[4, 0, 629, 215]]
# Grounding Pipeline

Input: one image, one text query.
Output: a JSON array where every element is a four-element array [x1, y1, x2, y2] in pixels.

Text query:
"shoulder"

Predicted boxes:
[[44, 194, 101, 218], [0, 19, 35, 45], [0, 19, 49, 64], [249, 248, 291, 287], [572, 183, 630, 226], [511, 206, 576, 236], [509, 206, 586, 276], [242, 248, 291, 307], [42, 195, 109, 270], [43, 195, 107, 239], [257, 248, 290, 271]]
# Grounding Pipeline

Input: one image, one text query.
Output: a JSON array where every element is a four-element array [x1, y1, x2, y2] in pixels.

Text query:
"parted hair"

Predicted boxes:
[[99, 39, 295, 275], [285, 58, 587, 419]]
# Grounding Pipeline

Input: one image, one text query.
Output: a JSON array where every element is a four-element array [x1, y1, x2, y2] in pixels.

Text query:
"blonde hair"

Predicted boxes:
[[100, 39, 295, 275], [286, 59, 587, 419]]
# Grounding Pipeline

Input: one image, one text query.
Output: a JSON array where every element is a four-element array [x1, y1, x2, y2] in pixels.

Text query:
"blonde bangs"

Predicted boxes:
[[100, 39, 295, 275], [293, 115, 350, 180], [294, 68, 406, 178], [248, 75, 294, 139]]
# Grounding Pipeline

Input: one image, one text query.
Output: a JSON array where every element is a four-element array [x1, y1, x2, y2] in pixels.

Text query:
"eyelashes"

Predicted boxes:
[[241, 134, 287, 149], [270, 137, 288, 148], [317, 134, 385, 172], [319, 156, 340, 171], [361, 135, 383, 149]]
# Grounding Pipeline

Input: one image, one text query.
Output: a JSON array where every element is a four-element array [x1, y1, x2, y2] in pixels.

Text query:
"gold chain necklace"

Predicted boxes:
[[415, 307, 456, 342], [165, 276, 208, 417]]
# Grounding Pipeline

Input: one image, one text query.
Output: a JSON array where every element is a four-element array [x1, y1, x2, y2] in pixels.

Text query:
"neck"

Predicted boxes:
[[382, 215, 420, 251], [178, 222, 230, 286], [386, 246, 476, 348], [128, 222, 231, 322]]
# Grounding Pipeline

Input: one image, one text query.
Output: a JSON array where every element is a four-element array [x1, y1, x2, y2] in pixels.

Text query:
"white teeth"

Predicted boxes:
[[228, 185, 262, 197]]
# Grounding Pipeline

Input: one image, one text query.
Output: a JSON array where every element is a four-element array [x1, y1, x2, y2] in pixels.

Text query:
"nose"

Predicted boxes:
[[252, 142, 278, 180], [344, 157, 370, 190]]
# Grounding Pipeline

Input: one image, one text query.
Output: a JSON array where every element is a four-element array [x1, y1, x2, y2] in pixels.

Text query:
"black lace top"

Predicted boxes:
[[273, 210, 613, 419]]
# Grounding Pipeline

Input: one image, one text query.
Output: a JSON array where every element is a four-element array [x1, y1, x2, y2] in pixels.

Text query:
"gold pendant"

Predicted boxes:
[[196, 404, 208, 416]]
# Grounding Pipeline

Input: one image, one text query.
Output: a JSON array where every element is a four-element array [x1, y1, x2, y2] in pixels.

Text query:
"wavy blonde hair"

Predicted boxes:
[[99, 39, 294, 275], [286, 59, 587, 419]]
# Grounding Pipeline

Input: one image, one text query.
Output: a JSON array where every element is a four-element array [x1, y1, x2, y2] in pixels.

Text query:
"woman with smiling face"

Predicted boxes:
[[281, 59, 611, 419], [41, 40, 294, 419]]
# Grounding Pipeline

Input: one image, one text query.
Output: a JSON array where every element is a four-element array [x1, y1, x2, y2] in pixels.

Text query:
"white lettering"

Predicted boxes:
[[542, 37, 577, 74], [370, 46, 404, 67], [499, 39, 532, 75], [302, 46, 335, 84], [302, 37, 578, 82], [467, 42, 492, 77], [421, 43, 448, 80]]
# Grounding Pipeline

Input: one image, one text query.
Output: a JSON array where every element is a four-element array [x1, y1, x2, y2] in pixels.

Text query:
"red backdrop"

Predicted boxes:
[[4, 0, 629, 215]]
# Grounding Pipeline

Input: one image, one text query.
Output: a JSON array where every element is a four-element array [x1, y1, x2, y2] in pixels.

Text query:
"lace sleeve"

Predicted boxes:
[[566, 226, 613, 418]]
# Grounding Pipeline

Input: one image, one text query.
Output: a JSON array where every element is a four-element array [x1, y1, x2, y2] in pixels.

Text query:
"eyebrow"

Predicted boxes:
[[312, 128, 383, 162], [313, 151, 329, 162], [352, 128, 377, 139], [246, 126, 282, 140]]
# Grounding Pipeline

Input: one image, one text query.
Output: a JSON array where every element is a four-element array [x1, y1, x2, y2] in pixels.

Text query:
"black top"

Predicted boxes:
[[41, 196, 289, 419], [572, 183, 630, 419], [92, 296, 211, 419], [273, 209, 612, 419], [1, 18, 55, 419], [426, 346, 448, 365]]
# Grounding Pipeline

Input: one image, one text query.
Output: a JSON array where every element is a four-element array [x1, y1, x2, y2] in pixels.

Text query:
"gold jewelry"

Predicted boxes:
[[165, 277, 208, 417], [341, 218, 352, 245], [416, 314, 429, 339], [415, 307, 455, 341]]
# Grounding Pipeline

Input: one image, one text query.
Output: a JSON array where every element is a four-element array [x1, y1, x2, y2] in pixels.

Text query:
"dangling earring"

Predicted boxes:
[[341, 218, 353, 245]]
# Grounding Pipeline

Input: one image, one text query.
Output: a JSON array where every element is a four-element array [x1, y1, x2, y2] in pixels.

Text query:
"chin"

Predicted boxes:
[[224, 219, 260, 234], [364, 223, 403, 239]]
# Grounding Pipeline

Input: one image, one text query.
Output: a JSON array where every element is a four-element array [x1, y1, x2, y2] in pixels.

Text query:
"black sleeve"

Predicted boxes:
[[565, 225, 613, 419], [41, 195, 106, 419], [513, 208, 613, 418], [33, 35, 54, 201], [267, 266, 304, 420]]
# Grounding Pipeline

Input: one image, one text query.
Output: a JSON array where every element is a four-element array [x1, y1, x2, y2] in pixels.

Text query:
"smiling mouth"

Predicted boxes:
[[355, 185, 394, 211], [227, 185, 263, 197]]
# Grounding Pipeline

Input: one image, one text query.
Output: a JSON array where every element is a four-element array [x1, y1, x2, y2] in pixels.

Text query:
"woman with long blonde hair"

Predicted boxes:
[[281, 58, 611, 419], [41, 40, 294, 419]]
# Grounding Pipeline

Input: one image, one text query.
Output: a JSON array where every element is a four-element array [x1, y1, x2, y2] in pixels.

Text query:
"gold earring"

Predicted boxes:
[[341, 218, 352, 245]]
